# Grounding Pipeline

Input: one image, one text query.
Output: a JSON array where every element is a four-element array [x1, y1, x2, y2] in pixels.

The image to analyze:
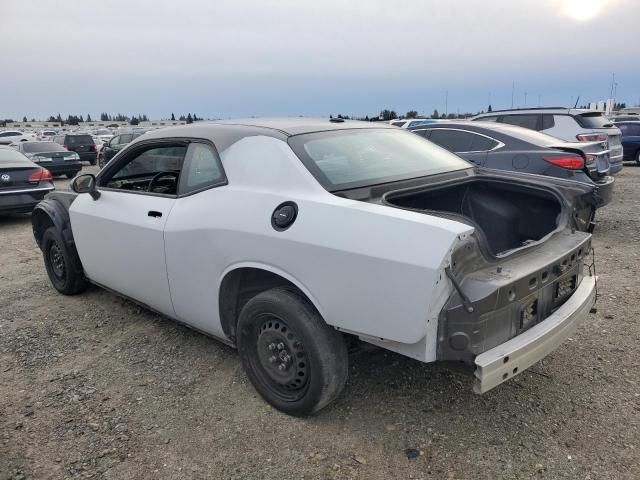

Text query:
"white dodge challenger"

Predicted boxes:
[[32, 118, 597, 415]]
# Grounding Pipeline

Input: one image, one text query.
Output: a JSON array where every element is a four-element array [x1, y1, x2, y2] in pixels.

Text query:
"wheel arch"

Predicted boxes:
[[218, 263, 325, 344], [32, 198, 74, 249]]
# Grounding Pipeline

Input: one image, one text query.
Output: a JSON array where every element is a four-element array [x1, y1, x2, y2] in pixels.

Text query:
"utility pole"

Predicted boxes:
[[488, 92, 491, 109], [445, 91, 448, 116], [524, 92, 527, 107], [538, 94, 541, 107], [511, 82, 515, 108], [609, 73, 616, 99]]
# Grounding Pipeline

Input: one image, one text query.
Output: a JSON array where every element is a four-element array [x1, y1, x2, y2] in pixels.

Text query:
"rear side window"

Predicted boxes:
[[119, 134, 134, 144], [500, 114, 540, 130], [470, 134, 499, 151], [391, 121, 406, 127], [575, 112, 614, 128], [180, 143, 226, 194], [477, 116, 498, 122], [618, 124, 640, 136], [541, 114, 555, 130], [428, 129, 476, 152]]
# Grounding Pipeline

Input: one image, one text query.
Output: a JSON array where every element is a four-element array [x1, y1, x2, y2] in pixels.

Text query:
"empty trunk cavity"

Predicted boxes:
[[385, 180, 562, 256]]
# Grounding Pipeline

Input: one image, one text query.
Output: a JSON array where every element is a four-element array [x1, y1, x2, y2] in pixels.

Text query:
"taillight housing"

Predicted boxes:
[[584, 154, 596, 165], [28, 168, 53, 183], [89, 144, 96, 152], [543, 155, 584, 170], [576, 133, 608, 142]]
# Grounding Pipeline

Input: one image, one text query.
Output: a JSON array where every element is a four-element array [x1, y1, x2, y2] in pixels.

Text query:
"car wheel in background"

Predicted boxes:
[[98, 154, 105, 168], [89, 158, 97, 166], [66, 173, 76, 179], [42, 227, 88, 295], [635, 150, 640, 166], [236, 287, 348, 416]]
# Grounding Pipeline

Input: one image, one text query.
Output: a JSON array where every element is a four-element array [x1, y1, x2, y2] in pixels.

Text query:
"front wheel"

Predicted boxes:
[[237, 287, 348, 416], [42, 227, 88, 295]]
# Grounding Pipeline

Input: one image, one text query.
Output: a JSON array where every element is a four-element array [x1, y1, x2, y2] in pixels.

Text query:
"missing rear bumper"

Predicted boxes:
[[473, 274, 596, 394]]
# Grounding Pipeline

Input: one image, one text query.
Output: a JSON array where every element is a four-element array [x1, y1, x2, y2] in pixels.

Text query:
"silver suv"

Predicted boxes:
[[471, 108, 623, 173]]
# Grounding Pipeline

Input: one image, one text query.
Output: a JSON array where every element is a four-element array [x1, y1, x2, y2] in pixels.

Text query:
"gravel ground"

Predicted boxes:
[[1, 165, 639, 480]]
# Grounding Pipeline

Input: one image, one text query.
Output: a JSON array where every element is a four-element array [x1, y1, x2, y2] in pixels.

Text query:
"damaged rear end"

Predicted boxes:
[[383, 170, 597, 393]]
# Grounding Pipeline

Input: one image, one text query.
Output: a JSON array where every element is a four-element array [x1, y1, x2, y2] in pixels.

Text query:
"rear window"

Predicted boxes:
[[288, 129, 471, 191], [21, 142, 67, 153], [0, 148, 30, 164], [575, 112, 615, 129], [65, 135, 94, 145]]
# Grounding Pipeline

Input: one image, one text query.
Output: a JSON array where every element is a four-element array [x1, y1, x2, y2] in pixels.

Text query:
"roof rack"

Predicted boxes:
[[478, 106, 571, 114]]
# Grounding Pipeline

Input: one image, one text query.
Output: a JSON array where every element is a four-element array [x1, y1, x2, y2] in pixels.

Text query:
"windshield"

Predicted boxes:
[[66, 135, 94, 145], [288, 128, 471, 190], [0, 148, 30, 164], [22, 142, 67, 153]]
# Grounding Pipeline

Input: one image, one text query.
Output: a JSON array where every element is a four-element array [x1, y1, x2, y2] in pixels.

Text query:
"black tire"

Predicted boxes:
[[66, 173, 75, 179], [90, 158, 97, 166], [98, 154, 106, 168], [237, 287, 348, 416], [42, 227, 88, 295], [635, 150, 640, 166]]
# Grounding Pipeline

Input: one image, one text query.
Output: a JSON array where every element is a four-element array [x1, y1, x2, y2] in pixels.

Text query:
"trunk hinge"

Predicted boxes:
[[444, 266, 474, 314]]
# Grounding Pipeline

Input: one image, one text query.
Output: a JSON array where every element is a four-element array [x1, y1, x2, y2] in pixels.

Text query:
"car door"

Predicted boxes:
[[163, 141, 229, 335], [70, 141, 189, 317]]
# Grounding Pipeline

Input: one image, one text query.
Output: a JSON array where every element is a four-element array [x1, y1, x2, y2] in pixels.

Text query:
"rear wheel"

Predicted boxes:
[[98, 153, 105, 168], [635, 150, 640, 166], [66, 173, 75, 179], [42, 227, 88, 295], [89, 158, 97, 166], [237, 287, 348, 416]]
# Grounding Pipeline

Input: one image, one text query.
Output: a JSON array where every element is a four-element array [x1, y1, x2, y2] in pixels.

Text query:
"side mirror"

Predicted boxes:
[[71, 173, 100, 200]]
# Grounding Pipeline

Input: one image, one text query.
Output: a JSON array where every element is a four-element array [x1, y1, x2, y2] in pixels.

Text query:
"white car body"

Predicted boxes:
[[0, 130, 37, 145], [32, 119, 596, 412]]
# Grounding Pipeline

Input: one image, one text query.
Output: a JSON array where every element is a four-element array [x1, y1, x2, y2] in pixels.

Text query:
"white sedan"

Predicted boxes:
[[31, 118, 596, 415], [0, 130, 37, 145]]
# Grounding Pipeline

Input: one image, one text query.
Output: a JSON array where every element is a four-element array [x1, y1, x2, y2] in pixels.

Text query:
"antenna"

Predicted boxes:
[[574, 96, 580, 108]]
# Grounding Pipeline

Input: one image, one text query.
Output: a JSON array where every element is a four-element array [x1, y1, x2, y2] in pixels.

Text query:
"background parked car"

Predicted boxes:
[[13, 141, 83, 178], [0, 146, 54, 214], [471, 108, 623, 174], [409, 121, 614, 231], [98, 132, 144, 167], [614, 121, 640, 166], [389, 119, 443, 128], [38, 130, 58, 141], [52, 133, 97, 165], [91, 128, 114, 144], [0, 130, 38, 145]]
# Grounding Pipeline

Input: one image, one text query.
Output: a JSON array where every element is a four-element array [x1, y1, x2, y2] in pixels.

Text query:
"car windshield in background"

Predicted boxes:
[[22, 142, 67, 153], [95, 129, 111, 135], [0, 148, 30, 164], [577, 113, 615, 128], [289, 129, 471, 191], [66, 135, 94, 145]]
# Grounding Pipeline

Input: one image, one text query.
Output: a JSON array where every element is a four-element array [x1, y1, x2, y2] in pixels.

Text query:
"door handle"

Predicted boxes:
[[148, 210, 162, 218]]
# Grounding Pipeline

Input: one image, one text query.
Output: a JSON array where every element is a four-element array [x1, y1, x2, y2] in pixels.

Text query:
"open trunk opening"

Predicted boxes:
[[384, 179, 563, 256]]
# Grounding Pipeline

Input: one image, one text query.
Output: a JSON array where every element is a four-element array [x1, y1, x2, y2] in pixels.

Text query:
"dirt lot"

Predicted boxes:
[[1, 165, 639, 480]]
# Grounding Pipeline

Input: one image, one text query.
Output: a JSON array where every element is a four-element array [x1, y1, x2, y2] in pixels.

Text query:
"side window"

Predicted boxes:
[[470, 133, 499, 151], [180, 143, 226, 195], [102, 144, 188, 196], [541, 114, 555, 130], [632, 125, 640, 136], [119, 134, 133, 144], [428, 129, 475, 152], [412, 129, 430, 139], [109, 135, 120, 146], [478, 116, 498, 122], [499, 114, 541, 130]]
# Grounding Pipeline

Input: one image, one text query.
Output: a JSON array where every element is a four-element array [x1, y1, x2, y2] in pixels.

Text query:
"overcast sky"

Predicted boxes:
[[1, 0, 638, 120]]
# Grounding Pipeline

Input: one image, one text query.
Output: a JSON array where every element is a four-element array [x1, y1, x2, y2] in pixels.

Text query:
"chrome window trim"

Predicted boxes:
[[0, 186, 54, 195], [413, 127, 505, 153]]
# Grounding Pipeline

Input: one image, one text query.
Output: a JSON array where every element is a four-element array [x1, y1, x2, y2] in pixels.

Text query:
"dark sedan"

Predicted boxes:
[[13, 141, 83, 178], [409, 121, 615, 231], [614, 121, 640, 165], [0, 146, 55, 214]]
